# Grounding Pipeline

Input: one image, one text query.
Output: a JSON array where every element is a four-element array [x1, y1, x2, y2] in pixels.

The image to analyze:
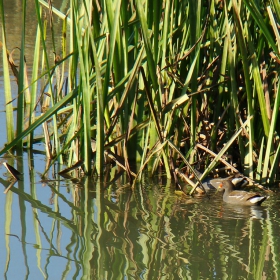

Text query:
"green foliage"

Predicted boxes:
[[1, 0, 280, 184]]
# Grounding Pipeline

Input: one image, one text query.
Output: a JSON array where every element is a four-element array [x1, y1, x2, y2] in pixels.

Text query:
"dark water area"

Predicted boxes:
[[1, 1, 280, 279]]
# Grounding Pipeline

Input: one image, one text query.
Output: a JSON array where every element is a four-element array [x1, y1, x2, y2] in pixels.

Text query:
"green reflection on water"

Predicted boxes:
[[1, 157, 280, 279]]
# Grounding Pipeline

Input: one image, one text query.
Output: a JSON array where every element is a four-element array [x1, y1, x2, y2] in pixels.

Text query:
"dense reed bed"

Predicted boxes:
[[0, 0, 280, 186]]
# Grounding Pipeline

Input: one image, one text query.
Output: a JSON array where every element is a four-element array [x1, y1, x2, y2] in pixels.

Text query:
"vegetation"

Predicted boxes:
[[0, 0, 280, 186]]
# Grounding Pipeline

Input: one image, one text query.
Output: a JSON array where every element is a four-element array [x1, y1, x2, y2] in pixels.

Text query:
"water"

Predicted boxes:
[[1, 1, 280, 280], [1, 166, 279, 279]]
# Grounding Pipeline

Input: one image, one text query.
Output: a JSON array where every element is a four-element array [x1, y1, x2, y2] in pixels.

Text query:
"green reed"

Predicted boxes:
[[0, 0, 14, 143], [0, 0, 280, 184]]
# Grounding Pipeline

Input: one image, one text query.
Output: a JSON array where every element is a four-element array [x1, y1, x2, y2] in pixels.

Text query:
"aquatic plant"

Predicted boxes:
[[0, 0, 280, 185]]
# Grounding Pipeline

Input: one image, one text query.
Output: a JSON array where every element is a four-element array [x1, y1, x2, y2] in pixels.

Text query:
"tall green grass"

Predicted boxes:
[[0, 0, 280, 185], [0, 0, 14, 143]]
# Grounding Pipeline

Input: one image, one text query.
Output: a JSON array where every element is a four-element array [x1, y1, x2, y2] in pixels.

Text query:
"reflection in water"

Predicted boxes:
[[219, 203, 267, 220], [1, 159, 280, 279]]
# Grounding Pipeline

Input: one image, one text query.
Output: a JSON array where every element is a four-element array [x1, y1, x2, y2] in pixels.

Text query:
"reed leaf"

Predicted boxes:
[[262, 80, 280, 182], [16, 0, 27, 149], [243, 0, 279, 57], [135, 1, 158, 93], [27, 7, 42, 148], [1, 0, 280, 182], [0, 90, 78, 157], [256, 137, 264, 182], [0, 0, 14, 142], [233, 1, 254, 177], [34, 0, 61, 161]]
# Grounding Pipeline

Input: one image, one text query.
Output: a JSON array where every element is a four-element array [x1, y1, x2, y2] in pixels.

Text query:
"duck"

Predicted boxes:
[[219, 180, 267, 206], [203, 176, 246, 191], [192, 169, 248, 192]]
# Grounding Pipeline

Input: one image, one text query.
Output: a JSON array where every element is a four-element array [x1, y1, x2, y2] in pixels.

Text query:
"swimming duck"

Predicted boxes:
[[219, 180, 267, 206]]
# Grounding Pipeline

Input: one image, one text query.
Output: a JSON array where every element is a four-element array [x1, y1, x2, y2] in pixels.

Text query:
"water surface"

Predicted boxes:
[[0, 163, 279, 279]]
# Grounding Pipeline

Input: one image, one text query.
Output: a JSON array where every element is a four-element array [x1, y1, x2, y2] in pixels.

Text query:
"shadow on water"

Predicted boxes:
[[1, 153, 280, 279]]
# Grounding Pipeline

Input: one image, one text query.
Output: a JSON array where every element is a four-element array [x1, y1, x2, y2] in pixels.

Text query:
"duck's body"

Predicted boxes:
[[219, 180, 267, 206]]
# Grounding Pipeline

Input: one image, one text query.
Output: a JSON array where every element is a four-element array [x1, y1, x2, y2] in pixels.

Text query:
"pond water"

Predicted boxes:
[[1, 160, 280, 280], [1, 1, 280, 280]]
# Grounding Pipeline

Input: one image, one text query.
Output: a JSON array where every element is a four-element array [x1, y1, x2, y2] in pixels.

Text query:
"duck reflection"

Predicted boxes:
[[219, 203, 266, 220]]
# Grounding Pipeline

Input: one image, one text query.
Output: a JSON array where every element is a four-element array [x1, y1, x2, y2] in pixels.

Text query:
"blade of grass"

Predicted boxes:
[[256, 137, 264, 181], [0, 1, 14, 142], [268, 142, 280, 183], [233, 0, 254, 178], [140, 66, 171, 178], [27, 6, 42, 148], [35, 0, 61, 161], [243, 0, 280, 57], [0, 89, 78, 156], [262, 79, 280, 182], [135, 1, 159, 93], [16, 0, 27, 149]]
